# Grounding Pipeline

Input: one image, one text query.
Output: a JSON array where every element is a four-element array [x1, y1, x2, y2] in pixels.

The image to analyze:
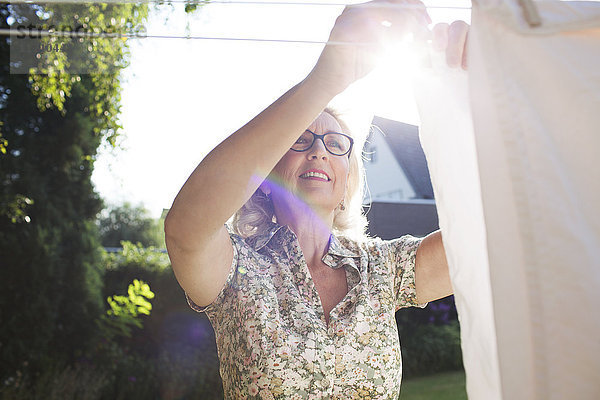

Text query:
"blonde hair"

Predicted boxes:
[[231, 106, 368, 241]]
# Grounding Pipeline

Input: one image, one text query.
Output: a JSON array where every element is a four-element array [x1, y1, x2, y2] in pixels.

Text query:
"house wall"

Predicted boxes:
[[363, 129, 416, 203]]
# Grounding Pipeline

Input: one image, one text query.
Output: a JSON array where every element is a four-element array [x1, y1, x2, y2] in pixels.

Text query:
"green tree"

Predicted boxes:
[[0, 2, 148, 381], [98, 202, 164, 248]]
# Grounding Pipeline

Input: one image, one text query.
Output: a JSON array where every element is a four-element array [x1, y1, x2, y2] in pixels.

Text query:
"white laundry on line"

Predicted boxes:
[[414, 1, 600, 398]]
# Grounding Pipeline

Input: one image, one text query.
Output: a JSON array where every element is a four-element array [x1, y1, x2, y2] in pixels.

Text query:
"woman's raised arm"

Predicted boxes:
[[164, 0, 432, 307], [164, 77, 338, 307]]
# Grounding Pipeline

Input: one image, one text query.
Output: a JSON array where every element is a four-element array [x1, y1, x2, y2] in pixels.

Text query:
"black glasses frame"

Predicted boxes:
[[290, 129, 354, 157]]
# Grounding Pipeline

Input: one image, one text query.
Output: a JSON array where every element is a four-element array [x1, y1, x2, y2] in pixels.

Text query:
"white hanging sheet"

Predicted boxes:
[[414, 1, 600, 398], [414, 48, 502, 400]]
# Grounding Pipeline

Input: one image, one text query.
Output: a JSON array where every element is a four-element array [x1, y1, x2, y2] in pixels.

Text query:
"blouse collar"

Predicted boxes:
[[249, 221, 362, 259]]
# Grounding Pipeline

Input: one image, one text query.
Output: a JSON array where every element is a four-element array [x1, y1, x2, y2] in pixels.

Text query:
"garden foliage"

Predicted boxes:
[[0, 0, 148, 388], [97, 203, 165, 248], [397, 296, 463, 378], [95, 243, 223, 400], [97, 278, 155, 341]]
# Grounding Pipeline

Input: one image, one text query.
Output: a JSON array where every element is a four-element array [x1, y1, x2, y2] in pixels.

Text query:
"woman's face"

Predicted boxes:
[[268, 112, 350, 216]]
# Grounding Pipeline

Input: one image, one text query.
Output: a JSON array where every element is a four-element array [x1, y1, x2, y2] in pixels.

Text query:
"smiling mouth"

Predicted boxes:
[[299, 171, 330, 181]]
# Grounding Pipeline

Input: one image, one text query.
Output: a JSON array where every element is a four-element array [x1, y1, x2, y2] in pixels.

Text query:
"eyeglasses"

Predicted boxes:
[[290, 129, 354, 157]]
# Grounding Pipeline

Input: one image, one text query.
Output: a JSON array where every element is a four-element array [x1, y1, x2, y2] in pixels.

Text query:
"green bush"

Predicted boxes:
[[399, 321, 463, 378], [0, 364, 107, 400], [96, 242, 223, 399], [395, 296, 463, 378], [97, 279, 155, 340]]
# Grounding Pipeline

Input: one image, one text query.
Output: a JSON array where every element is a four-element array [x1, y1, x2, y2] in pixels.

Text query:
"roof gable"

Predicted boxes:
[[370, 116, 434, 200]]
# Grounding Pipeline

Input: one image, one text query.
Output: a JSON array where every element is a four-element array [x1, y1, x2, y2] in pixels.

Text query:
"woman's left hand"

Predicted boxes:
[[431, 21, 470, 70]]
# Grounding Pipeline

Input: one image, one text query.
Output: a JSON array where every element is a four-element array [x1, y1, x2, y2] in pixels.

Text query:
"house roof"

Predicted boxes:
[[370, 116, 434, 200]]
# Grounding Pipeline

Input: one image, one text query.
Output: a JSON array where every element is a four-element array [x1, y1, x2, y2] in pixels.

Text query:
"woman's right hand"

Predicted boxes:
[[307, 0, 431, 96]]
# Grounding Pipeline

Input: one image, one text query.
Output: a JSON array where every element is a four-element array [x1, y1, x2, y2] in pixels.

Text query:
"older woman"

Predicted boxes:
[[165, 0, 467, 398]]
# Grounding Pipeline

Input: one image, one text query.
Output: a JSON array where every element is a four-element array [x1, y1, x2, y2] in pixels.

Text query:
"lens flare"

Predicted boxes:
[[250, 173, 335, 238]]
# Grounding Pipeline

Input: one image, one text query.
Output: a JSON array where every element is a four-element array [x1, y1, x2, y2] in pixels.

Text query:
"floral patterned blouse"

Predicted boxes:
[[186, 221, 427, 399]]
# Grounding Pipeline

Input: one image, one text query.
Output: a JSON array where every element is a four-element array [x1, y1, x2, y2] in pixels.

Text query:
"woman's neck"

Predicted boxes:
[[273, 199, 334, 267]]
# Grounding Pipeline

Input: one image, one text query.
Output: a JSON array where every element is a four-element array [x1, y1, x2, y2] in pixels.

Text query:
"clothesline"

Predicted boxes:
[[3, 0, 469, 42], [0, 28, 343, 43], [4, 0, 471, 9], [0, 27, 436, 44]]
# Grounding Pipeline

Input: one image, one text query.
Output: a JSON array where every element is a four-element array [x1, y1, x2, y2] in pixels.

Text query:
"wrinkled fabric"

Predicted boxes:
[[414, 1, 600, 399], [413, 52, 500, 400], [186, 222, 426, 399]]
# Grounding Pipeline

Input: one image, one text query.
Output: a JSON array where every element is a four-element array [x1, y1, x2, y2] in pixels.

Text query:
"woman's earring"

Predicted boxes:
[[259, 186, 271, 199], [339, 200, 346, 211]]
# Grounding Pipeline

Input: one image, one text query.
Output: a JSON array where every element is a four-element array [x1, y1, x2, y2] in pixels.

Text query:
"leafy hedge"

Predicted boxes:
[[98, 242, 223, 399], [1, 242, 223, 400], [397, 297, 464, 378], [399, 320, 463, 378]]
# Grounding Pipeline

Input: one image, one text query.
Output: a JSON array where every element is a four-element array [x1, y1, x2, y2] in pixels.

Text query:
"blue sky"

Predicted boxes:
[[91, 0, 471, 218]]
